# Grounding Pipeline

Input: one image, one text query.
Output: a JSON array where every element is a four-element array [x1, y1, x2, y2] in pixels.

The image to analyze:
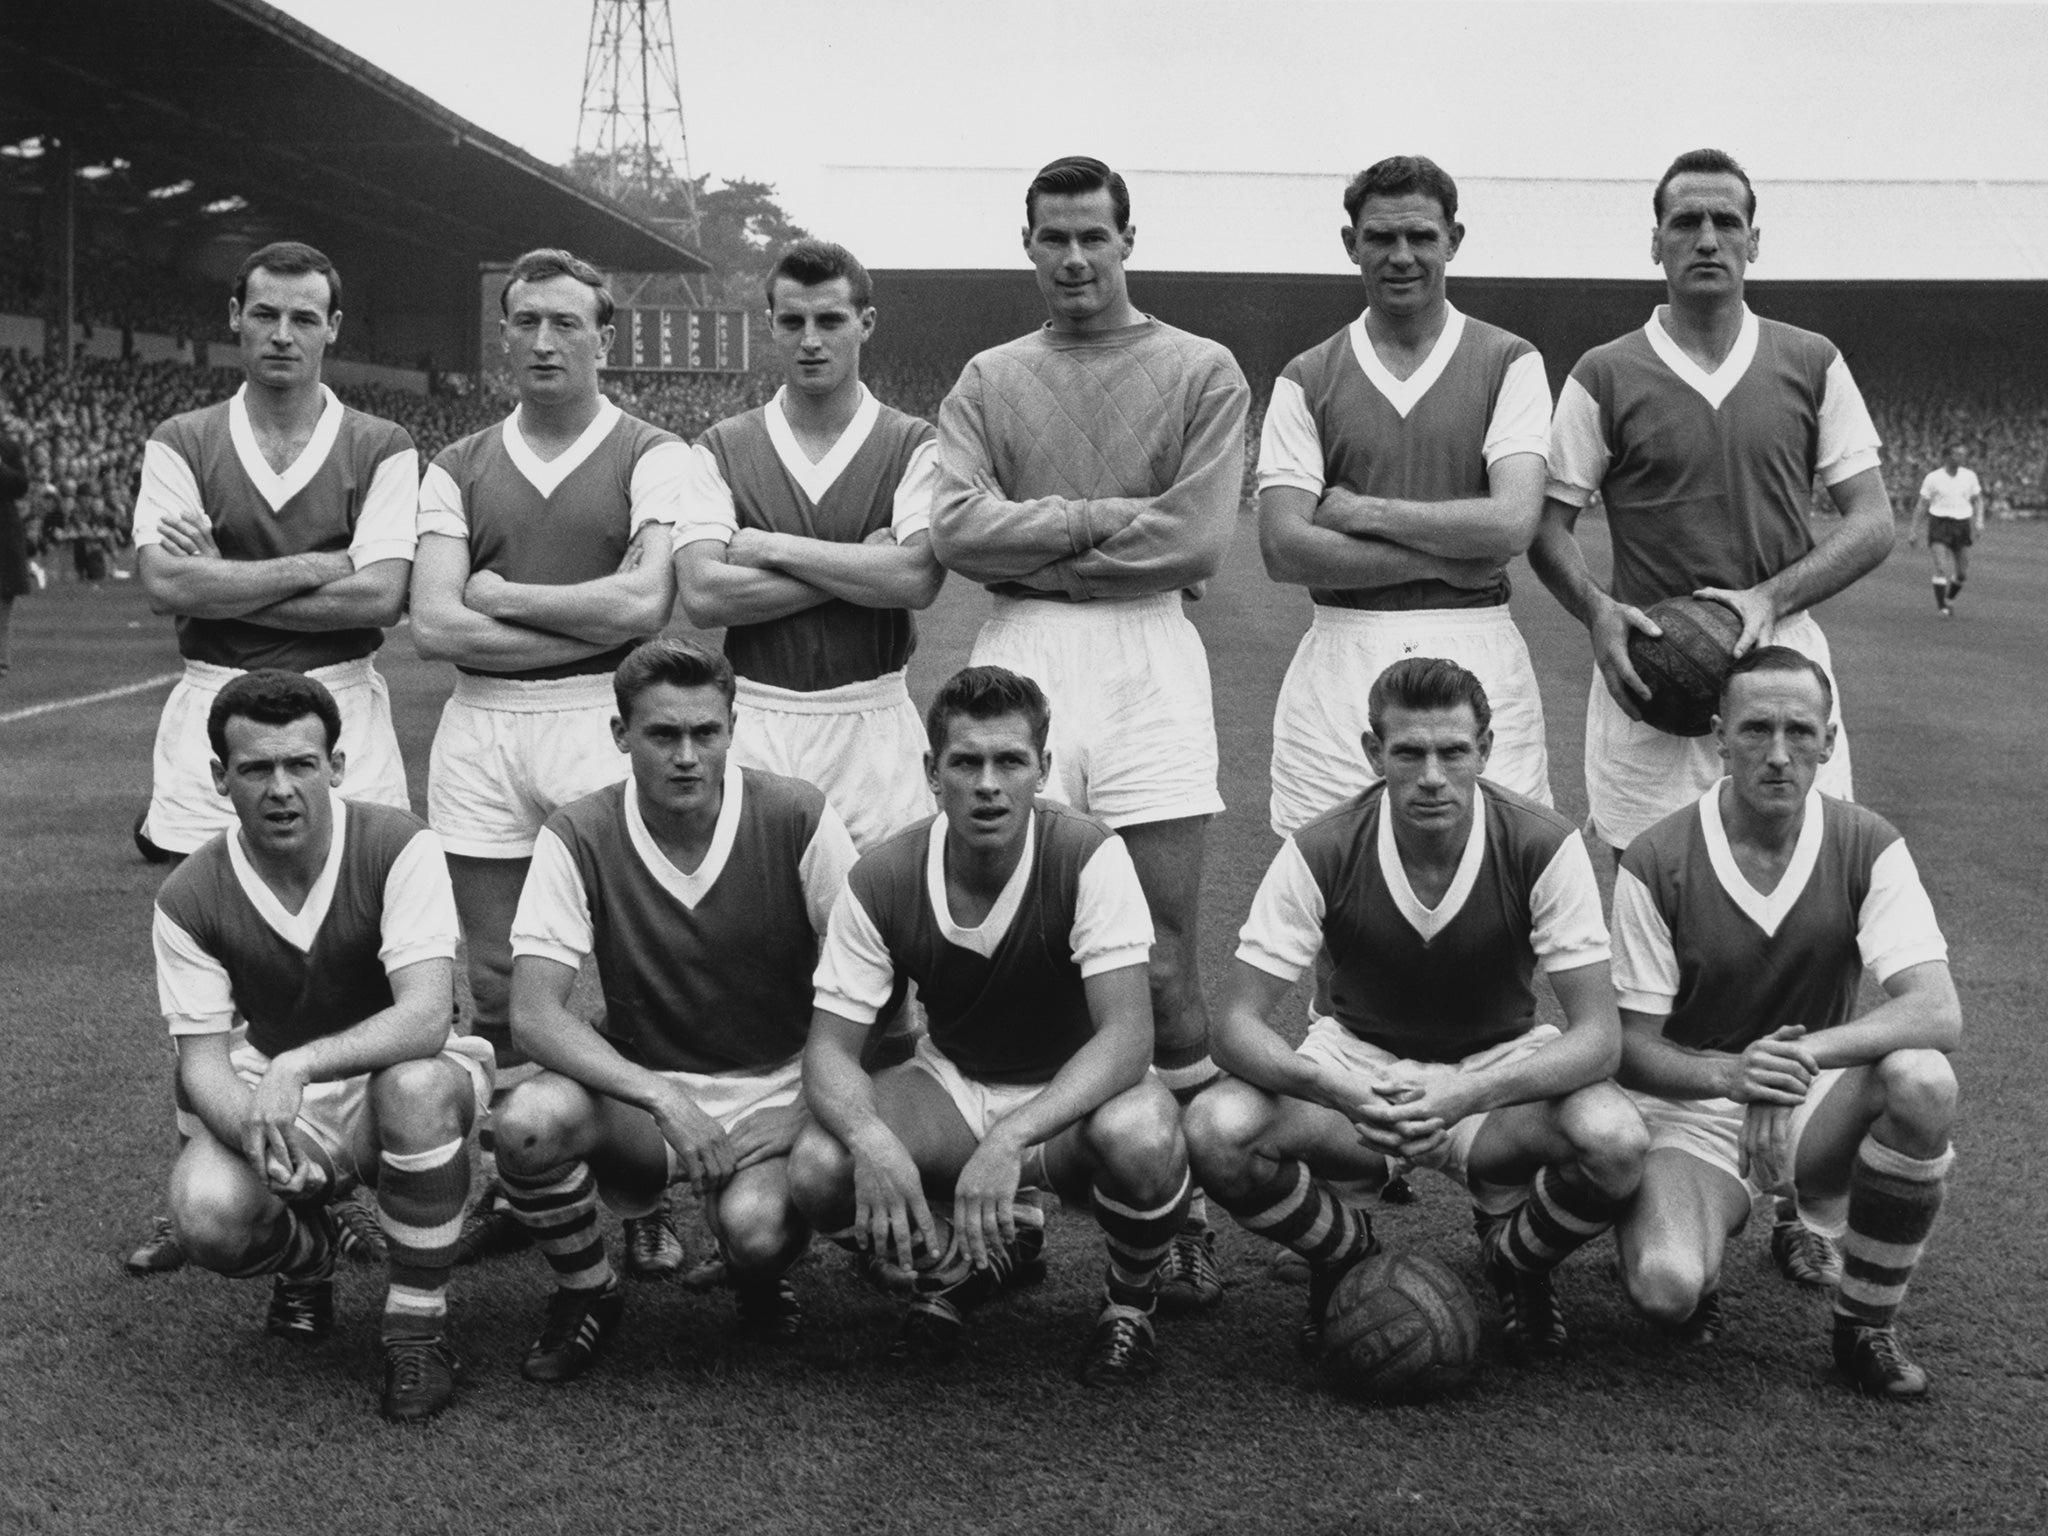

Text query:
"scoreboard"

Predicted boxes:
[[609, 308, 751, 373]]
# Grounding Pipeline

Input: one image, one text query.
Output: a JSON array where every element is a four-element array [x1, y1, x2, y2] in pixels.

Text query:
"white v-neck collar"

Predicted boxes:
[[1644, 305, 1759, 410], [1346, 305, 1467, 419], [925, 810, 1035, 957], [502, 397, 621, 498], [229, 384, 345, 512], [764, 385, 879, 503], [1698, 780, 1824, 935], [1376, 786, 1488, 941], [228, 797, 349, 952], [623, 759, 744, 910]]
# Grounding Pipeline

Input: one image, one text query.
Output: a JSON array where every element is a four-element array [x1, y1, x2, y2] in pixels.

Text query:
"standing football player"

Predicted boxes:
[[929, 157, 1250, 1311], [1185, 658, 1644, 1362], [155, 671, 488, 1422], [1259, 155, 1553, 833], [127, 241, 420, 1277], [1611, 649, 1959, 1399], [1908, 442, 1984, 616]]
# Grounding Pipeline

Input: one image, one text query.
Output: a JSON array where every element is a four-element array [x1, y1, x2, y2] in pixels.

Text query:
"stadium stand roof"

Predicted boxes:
[[816, 166, 2048, 282]]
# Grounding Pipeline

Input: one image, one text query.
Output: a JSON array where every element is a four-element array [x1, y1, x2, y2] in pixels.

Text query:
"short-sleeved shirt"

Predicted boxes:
[[133, 384, 417, 671], [678, 385, 937, 691], [1611, 784, 1947, 1054], [510, 764, 855, 1074], [418, 398, 688, 681], [153, 799, 458, 1057], [1546, 306, 1882, 608], [1237, 781, 1609, 1062], [813, 801, 1154, 1084], [1918, 465, 1982, 521], [1258, 306, 1550, 611]]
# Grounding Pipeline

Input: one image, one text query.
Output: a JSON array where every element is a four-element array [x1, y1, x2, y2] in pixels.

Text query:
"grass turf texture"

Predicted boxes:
[[3, 515, 2045, 1534]]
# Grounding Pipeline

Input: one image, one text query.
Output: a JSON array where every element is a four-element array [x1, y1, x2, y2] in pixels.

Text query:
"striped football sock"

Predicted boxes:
[[1093, 1172, 1192, 1310], [225, 1203, 330, 1280], [377, 1138, 470, 1341], [1216, 1159, 1374, 1273], [1492, 1165, 1628, 1274], [500, 1161, 615, 1293], [1835, 1136, 1953, 1331]]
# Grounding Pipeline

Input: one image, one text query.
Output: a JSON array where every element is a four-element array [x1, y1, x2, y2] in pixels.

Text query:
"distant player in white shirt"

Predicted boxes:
[[1185, 658, 1643, 1364], [1531, 149, 1896, 855], [1909, 442, 1984, 615], [674, 239, 945, 853], [1258, 156, 1553, 830], [154, 671, 489, 1424], [1610, 648, 1960, 1400]]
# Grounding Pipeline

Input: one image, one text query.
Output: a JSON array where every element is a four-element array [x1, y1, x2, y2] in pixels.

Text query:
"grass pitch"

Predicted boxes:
[[3, 518, 2045, 1534]]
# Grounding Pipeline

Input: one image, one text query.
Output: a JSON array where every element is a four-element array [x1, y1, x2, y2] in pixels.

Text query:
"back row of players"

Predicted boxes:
[[129, 149, 1958, 1423]]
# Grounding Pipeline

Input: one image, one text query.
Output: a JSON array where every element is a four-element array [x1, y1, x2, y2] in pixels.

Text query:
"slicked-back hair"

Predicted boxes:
[[926, 666, 1052, 757], [207, 669, 343, 764], [614, 637, 736, 723], [1653, 148, 1757, 222], [501, 247, 615, 327], [1025, 156, 1130, 233], [765, 239, 875, 312], [1343, 156, 1459, 226], [233, 241, 342, 315], [1367, 656, 1493, 740], [1720, 645, 1833, 719]]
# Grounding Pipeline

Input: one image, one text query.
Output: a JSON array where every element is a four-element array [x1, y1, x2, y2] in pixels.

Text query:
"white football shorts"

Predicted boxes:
[[730, 670, 934, 854], [655, 1057, 806, 1189], [1585, 610, 1852, 851], [1295, 1016, 1564, 1216], [427, 671, 629, 859], [1628, 1069, 1852, 1236], [969, 592, 1222, 828], [145, 655, 411, 855], [1269, 604, 1552, 835]]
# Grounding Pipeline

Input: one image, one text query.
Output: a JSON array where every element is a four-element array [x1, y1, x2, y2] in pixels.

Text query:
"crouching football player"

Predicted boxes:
[[156, 671, 488, 1423], [790, 666, 1192, 1385], [1186, 658, 1646, 1361], [1611, 648, 1960, 1398], [494, 639, 856, 1383]]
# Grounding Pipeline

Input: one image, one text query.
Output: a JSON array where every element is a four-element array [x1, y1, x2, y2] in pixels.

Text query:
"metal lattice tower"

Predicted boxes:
[[578, 0, 704, 296]]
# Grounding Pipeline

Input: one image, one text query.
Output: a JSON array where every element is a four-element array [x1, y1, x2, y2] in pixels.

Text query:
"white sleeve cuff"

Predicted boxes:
[[349, 450, 419, 567], [1233, 839, 1326, 983], [1609, 866, 1680, 1006], [1616, 988, 1676, 1017], [1070, 836, 1156, 974], [800, 804, 861, 938], [1859, 839, 1950, 983], [628, 439, 692, 532], [890, 438, 940, 543], [1544, 375, 1609, 503], [416, 462, 468, 541], [508, 828, 595, 965], [380, 830, 460, 973], [1254, 376, 1325, 499], [1483, 351, 1554, 465], [132, 439, 204, 549], [1816, 355, 1883, 484], [811, 886, 897, 1026]]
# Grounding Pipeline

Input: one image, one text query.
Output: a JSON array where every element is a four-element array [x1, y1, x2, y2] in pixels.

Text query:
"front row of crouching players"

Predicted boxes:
[[1188, 657, 1646, 1361], [494, 639, 856, 1381], [794, 665, 1195, 1385], [1609, 647, 1960, 1398], [156, 670, 491, 1423]]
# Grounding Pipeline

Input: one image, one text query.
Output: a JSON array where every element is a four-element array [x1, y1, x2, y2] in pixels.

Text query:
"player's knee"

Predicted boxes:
[[1086, 1082, 1187, 1200], [786, 1124, 854, 1223], [1623, 1246, 1709, 1328], [168, 1164, 271, 1271], [718, 1184, 803, 1274], [1182, 1079, 1268, 1191], [1875, 1049, 1958, 1138], [368, 1058, 468, 1139], [492, 1074, 589, 1176], [1562, 1087, 1649, 1193]]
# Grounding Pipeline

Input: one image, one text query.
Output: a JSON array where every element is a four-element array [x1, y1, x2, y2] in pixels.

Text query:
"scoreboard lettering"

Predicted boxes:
[[611, 308, 751, 372]]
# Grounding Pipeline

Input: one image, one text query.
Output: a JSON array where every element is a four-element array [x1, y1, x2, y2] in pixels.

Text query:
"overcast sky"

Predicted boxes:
[[270, 0, 2048, 271]]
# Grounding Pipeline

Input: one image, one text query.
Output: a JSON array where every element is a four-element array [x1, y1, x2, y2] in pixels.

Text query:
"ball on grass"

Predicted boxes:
[[1626, 596, 1744, 737], [1316, 1249, 1481, 1404]]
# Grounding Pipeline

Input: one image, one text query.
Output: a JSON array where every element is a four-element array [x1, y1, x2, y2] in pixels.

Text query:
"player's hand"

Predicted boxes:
[[727, 1102, 806, 1171], [1359, 1063, 1473, 1160], [463, 568, 510, 617], [155, 511, 220, 559], [970, 470, 1006, 501], [724, 528, 781, 569], [1693, 585, 1777, 658], [242, 1058, 313, 1194], [1740, 1101, 1798, 1195], [862, 526, 896, 546], [952, 1131, 1026, 1272], [849, 1126, 939, 1272], [1311, 488, 1376, 536], [649, 1084, 736, 1194], [1723, 1026, 1818, 1106], [1590, 592, 1660, 717]]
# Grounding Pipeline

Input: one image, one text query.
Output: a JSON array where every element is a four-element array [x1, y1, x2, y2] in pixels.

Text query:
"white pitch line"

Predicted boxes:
[[0, 671, 183, 725]]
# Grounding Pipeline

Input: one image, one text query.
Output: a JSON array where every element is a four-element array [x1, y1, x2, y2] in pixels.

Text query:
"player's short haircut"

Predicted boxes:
[[1026, 156, 1130, 232], [613, 637, 736, 722], [1720, 646, 1834, 719], [501, 247, 615, 326], [233, 241, 342, 315], [1343, 156, 1459, 226], [926, 666, 1052, 757], [1653, 148, 1757, 222], [1367, 656, 1493, 739], [764, 239, 874, 312], [207, 670, 342, 764]]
